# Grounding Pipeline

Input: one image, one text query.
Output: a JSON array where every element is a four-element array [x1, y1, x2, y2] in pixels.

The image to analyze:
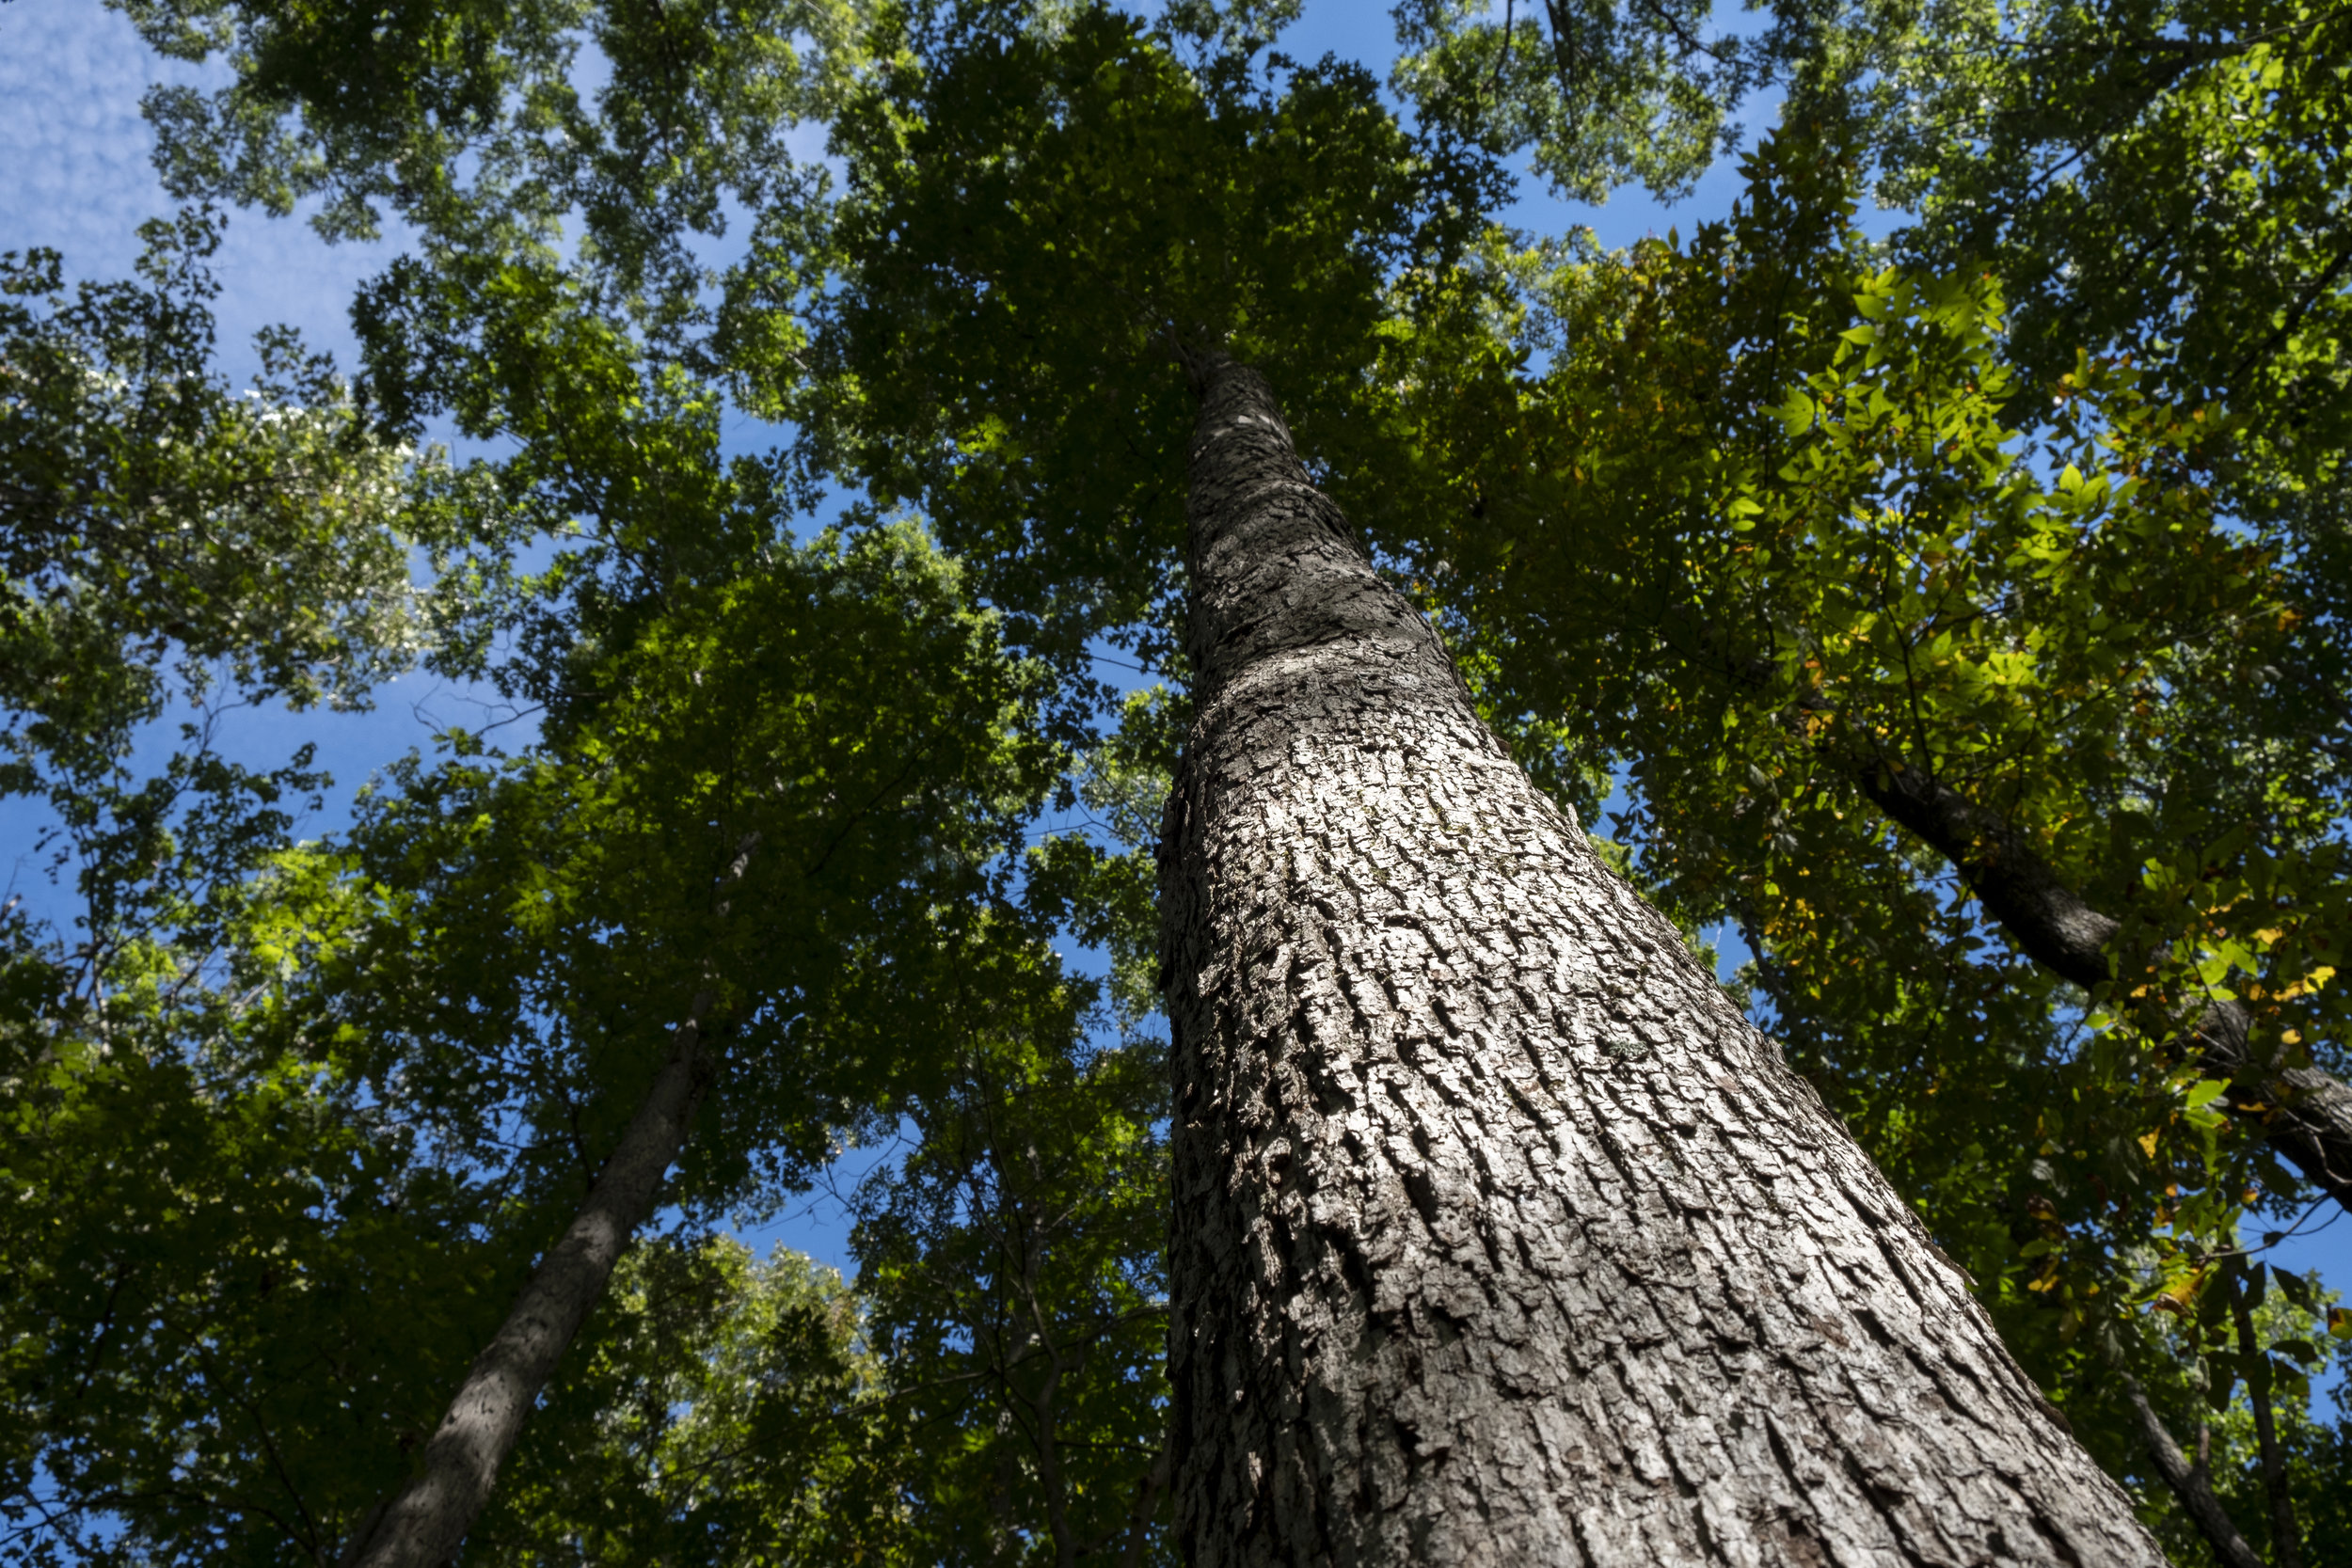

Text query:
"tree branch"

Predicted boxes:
[[1856, 760, 2352, 1212]]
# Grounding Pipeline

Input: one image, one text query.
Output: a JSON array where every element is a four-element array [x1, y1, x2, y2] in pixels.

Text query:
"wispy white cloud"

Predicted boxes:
[[0, 0, 411, 384]]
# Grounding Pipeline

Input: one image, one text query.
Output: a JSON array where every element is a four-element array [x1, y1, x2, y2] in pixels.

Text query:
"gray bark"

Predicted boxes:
[[338, 998, 716, 1568], [1859, 763, 2352, 1212], [2109, 1358, 2265, 1568], [1157, 355, 2166, 1565]]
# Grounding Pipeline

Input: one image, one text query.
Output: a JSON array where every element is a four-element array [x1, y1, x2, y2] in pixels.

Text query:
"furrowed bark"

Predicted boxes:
[[1158, 354, 2165, 1564], [339, 839, 756, 1568], [1859, 762, 2352, 1213]]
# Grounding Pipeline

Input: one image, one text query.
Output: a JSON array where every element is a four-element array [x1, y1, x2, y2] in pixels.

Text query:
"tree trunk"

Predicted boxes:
[[338, 996, 718, 1568], [1860, 763, 2352, 1213], [2228, 1275, 2304, 1568], [1156, 354, 2166, 1565], [2103, 1346, 2265, 1568]]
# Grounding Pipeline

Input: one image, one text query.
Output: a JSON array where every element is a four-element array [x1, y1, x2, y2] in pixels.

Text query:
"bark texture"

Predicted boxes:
[[1860, 763, 2352, 1213], [1158, 356, 2166, 1566], [340, 979, 729, 1568]]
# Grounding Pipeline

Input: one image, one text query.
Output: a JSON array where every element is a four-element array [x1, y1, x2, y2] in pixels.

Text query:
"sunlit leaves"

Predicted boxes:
[[472, 1238, 904, 1565], [2, 211, 445, 738], [0, 850, 544, 1568]]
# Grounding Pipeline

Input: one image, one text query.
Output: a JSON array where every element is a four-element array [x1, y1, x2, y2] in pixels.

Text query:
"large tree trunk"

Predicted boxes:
[[1156, 354, 2165, 1565], [1860, 763, 2352, 1213]]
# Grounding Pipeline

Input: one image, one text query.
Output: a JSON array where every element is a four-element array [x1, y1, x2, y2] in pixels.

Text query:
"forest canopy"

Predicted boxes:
[[5, 0, 2351, 1562]]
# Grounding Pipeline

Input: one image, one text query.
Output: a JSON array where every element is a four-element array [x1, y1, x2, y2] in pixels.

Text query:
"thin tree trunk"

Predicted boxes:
[[2228, 1275, 2304, 1568], [339, 839, 756, 1568], [1859, 763, 2352, 1212], [1157, 353, 2166, 1564], [1116, 1447, 1172, 1568], [2104, 1346, 2265, 1568], [338, 1000, 716, 1568]]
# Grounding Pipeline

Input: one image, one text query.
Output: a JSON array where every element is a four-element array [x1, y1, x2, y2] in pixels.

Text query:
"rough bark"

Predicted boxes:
[[338, 1000, 716, 1568], [1859, 762, 2352, 1213], [1157, 354, 2166, 1564]]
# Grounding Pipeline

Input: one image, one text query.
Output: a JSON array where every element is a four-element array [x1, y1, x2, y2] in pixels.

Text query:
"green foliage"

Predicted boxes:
[[471, 1237, 902, 1564], [1392, 0, 1761, 202], [464, 946, 1171, 1567], [0, 210, 464, 966], [3, 188, 1078, 1559], [0, 852, 544, 1568], [1026, 684, 1184, 1037], [342, 509, 1068, 1204], [850, 955, 1170, 1566], [789, 0, 1499, 667], [1, 210, 440, 734], [2126, 1260, 2352, 1565], [119, 0, 864, 325], [1389, 0, 1933, 205], [1877, 0, 2352, 497], [0, 219, 523, 1564], [5, 505, 1073, 1560]]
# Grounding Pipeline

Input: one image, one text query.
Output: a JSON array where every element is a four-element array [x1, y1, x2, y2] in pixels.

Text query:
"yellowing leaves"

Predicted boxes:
[[2275, 965, 2336, 1001]]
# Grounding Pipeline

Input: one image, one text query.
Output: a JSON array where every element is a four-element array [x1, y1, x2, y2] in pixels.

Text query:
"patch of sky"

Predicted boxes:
[[1267, 0, 1875, 253], [0, 0, 417, 386]]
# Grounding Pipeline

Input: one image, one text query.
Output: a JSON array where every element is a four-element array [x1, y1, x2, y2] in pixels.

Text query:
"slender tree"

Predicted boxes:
[[336, 849, 752, 1568]]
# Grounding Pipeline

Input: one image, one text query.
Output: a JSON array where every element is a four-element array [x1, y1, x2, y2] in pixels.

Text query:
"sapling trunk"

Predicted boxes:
[[339, 838, 756, 1568], [2102, 1336, 2265, 1568], [2228, 1272, 2304, 1568]]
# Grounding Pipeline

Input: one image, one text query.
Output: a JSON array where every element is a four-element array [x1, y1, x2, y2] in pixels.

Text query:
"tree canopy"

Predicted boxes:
[[6, 0, 2352, 1562]]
